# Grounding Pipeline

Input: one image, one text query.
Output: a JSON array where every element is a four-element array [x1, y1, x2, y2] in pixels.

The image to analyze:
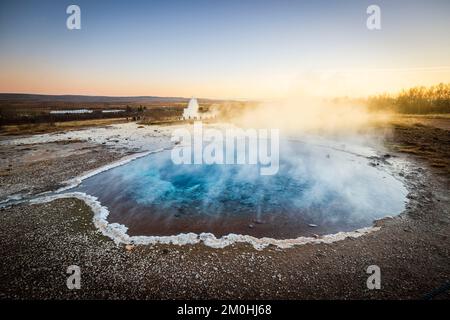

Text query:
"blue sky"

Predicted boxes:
[[1, 0, 449, 99]]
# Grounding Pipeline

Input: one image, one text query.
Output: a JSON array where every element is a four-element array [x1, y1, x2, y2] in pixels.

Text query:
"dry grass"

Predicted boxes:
[[387, 115, 450, 175], [391, 114, 450, 130], [0, 118, 128, 136]]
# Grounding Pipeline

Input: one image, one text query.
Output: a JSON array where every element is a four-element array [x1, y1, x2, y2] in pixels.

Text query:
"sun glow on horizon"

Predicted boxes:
[[1, 65, 449, 100]]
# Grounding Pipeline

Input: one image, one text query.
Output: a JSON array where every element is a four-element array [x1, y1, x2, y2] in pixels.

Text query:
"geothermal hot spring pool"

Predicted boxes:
[[70, 139, 407, 240]]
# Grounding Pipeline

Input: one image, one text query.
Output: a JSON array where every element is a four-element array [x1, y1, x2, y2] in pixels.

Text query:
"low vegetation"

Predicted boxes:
[[367, 83, 450, 114]]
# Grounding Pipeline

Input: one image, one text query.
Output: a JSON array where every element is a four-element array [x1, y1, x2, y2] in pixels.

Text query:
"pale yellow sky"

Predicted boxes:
[[1, 65, 449, 100]]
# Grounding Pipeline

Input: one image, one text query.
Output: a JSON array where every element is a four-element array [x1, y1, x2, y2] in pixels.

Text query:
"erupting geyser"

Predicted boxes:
[[182, 97, 200, 120]]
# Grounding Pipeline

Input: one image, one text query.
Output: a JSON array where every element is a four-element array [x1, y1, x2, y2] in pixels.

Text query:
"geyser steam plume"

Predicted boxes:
[[182, 97, 200, 119], [231, 97, 391, 135]]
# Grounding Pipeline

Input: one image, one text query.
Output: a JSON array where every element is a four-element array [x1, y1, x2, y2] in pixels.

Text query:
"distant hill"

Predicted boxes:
[[0, 93, 225, 104]]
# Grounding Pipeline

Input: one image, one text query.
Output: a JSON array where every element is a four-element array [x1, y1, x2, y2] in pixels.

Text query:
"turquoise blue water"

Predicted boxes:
[[72, 142, 407, 238]]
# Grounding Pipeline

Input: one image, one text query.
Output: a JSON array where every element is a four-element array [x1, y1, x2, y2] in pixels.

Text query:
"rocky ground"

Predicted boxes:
[[0, 140, 124, 201], [0, 118, 449, 299]]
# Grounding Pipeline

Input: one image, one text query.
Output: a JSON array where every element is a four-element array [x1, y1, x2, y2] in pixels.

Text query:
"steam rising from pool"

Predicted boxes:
[[71, 136, 407, 239]]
